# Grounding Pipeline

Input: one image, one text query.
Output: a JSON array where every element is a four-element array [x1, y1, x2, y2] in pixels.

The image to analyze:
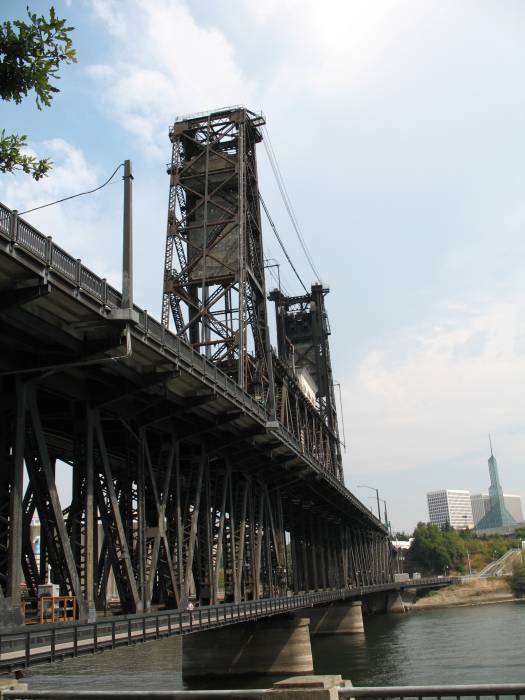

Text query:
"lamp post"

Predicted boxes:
[[358, 485, 381, 520], [379, 498, 391, 534], [367, 496, 391, 534]]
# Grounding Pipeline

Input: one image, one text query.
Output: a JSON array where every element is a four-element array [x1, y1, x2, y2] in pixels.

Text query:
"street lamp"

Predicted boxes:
[[357, 485, 381, 520], [379, 498, 391, 535], [367, 496, 391, 534]]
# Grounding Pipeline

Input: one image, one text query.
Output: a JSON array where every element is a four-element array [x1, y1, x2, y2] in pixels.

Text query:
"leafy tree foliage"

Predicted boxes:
[[409, 523, 467, 574], [509, 561, 525, 598], [408, 522, 521, 575], [0, 6, 76, 179]]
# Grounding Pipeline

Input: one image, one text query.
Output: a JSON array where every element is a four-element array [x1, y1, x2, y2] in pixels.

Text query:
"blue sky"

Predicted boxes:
[[2, 0, 525, 531]]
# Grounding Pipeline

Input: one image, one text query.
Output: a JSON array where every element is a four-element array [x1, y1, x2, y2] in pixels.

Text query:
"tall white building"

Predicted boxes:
[[471, 493, 523, 526], [427, 489, 474, 529]]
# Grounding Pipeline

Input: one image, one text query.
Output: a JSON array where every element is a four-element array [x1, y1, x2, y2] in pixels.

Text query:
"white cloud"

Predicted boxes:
[[90, 0, 127, 37], [245, 0, 440, 99], [344, 296, 525, 476], [88, 0, 251, 157], [0, 139, 122, 287]]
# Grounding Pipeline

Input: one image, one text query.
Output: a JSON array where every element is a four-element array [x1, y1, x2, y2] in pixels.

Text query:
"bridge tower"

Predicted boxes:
[[162, 107, 275, 412], [269, 286, 343, 481]]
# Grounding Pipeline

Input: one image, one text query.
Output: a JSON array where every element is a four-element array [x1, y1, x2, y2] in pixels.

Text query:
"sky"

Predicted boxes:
[[2, 0, 525, 531]]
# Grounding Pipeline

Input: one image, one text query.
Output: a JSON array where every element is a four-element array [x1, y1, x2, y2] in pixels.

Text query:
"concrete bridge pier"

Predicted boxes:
[[182, 615, 313, 678], [305, 601, 365, 635], [386, 591, 406, 613], [362, 591, 406, 615]]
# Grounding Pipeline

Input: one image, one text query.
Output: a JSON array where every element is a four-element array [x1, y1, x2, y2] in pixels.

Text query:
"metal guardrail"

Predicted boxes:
[[0, 579, 454, 671], [478, 549, 521, 579], [341, 686, 525, 699], [3, 685, 525, 699]]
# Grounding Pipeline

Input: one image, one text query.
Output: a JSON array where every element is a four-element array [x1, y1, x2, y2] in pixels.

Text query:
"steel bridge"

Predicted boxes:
[[0, 106, 394, 629]]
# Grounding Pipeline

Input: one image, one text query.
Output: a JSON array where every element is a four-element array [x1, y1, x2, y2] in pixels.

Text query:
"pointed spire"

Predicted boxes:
[[489, 433, 494, 457]]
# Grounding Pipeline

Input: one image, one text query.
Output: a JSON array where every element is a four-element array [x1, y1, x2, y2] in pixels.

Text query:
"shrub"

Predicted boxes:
[[509, 561, 525, 598]]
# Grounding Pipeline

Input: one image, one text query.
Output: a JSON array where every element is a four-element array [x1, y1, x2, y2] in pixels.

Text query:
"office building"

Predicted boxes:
[[427, 489, 474, 530]]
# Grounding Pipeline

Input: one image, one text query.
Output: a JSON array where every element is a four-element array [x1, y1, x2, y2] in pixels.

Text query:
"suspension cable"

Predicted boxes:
[[262, 126, 322, 281], [259, 194, 308, 295]]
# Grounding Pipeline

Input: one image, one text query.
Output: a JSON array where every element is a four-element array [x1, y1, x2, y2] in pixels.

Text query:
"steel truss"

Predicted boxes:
[[0, 379, 393, 620], [162, 107, 275, 411], [161, 107, 343, 482]]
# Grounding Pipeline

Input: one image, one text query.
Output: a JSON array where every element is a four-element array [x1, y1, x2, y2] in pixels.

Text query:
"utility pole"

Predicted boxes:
[[122, 159, 133, 310]]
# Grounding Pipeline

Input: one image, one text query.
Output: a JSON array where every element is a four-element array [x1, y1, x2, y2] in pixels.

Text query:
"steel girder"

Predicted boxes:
[[0, 379, 393, 619]]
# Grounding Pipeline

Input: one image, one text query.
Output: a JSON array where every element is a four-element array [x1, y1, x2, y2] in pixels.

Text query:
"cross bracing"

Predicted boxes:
[[0, 108, 393, 623]]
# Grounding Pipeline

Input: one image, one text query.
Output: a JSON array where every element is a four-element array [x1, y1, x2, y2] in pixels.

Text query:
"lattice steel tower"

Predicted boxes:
[[270, 285, 343, 481], [162, 107, 275, 410]]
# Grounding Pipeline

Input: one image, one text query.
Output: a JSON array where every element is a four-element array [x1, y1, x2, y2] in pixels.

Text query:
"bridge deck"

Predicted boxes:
[[0, 203, 383, 531], [0, 579, 453, 671], [0, 202, 392, 620]]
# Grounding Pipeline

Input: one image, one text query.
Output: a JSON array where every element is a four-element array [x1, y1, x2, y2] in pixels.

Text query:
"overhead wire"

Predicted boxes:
[[262, 125, 322, 282], [18, 162, 125, 215], [259, 194, 308, 295]]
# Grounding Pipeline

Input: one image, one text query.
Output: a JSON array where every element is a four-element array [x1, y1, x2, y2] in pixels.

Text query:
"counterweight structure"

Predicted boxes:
[[270, 285, 343, 481], [162, 107, 274, 411], [162, 107, 342, 481]]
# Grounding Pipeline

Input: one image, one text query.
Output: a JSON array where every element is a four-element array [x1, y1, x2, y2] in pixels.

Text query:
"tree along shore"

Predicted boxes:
[[404, 522, 525, 576]]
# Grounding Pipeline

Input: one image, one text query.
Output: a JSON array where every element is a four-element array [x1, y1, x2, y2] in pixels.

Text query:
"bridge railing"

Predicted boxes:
[[341, 686, 525, 699], [3, 684, 525, 699], [0, 578, 455, 671]]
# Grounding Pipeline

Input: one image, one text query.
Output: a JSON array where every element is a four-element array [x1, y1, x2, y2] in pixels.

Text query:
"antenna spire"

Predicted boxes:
[[489, 433, 494, 457]]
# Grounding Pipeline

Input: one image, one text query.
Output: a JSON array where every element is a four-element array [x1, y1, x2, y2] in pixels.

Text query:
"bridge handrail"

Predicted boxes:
[[341, 685, 525, 698], [4, 685, 525, 699], [0, 578, 453, 639]]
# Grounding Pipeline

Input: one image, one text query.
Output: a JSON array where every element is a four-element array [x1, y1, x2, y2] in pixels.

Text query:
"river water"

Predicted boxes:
[[25, 602, 525, 690]]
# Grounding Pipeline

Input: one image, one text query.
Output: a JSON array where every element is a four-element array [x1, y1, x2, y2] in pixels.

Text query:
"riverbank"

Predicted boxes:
[[411, 578, 516, 609]]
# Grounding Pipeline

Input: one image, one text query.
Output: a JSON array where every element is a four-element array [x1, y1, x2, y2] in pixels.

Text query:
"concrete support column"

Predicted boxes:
[[183, 616, 313, 678], [386, 591, 406, 613], [269, 675, 352, 699], [308, 601, 364, 635]]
